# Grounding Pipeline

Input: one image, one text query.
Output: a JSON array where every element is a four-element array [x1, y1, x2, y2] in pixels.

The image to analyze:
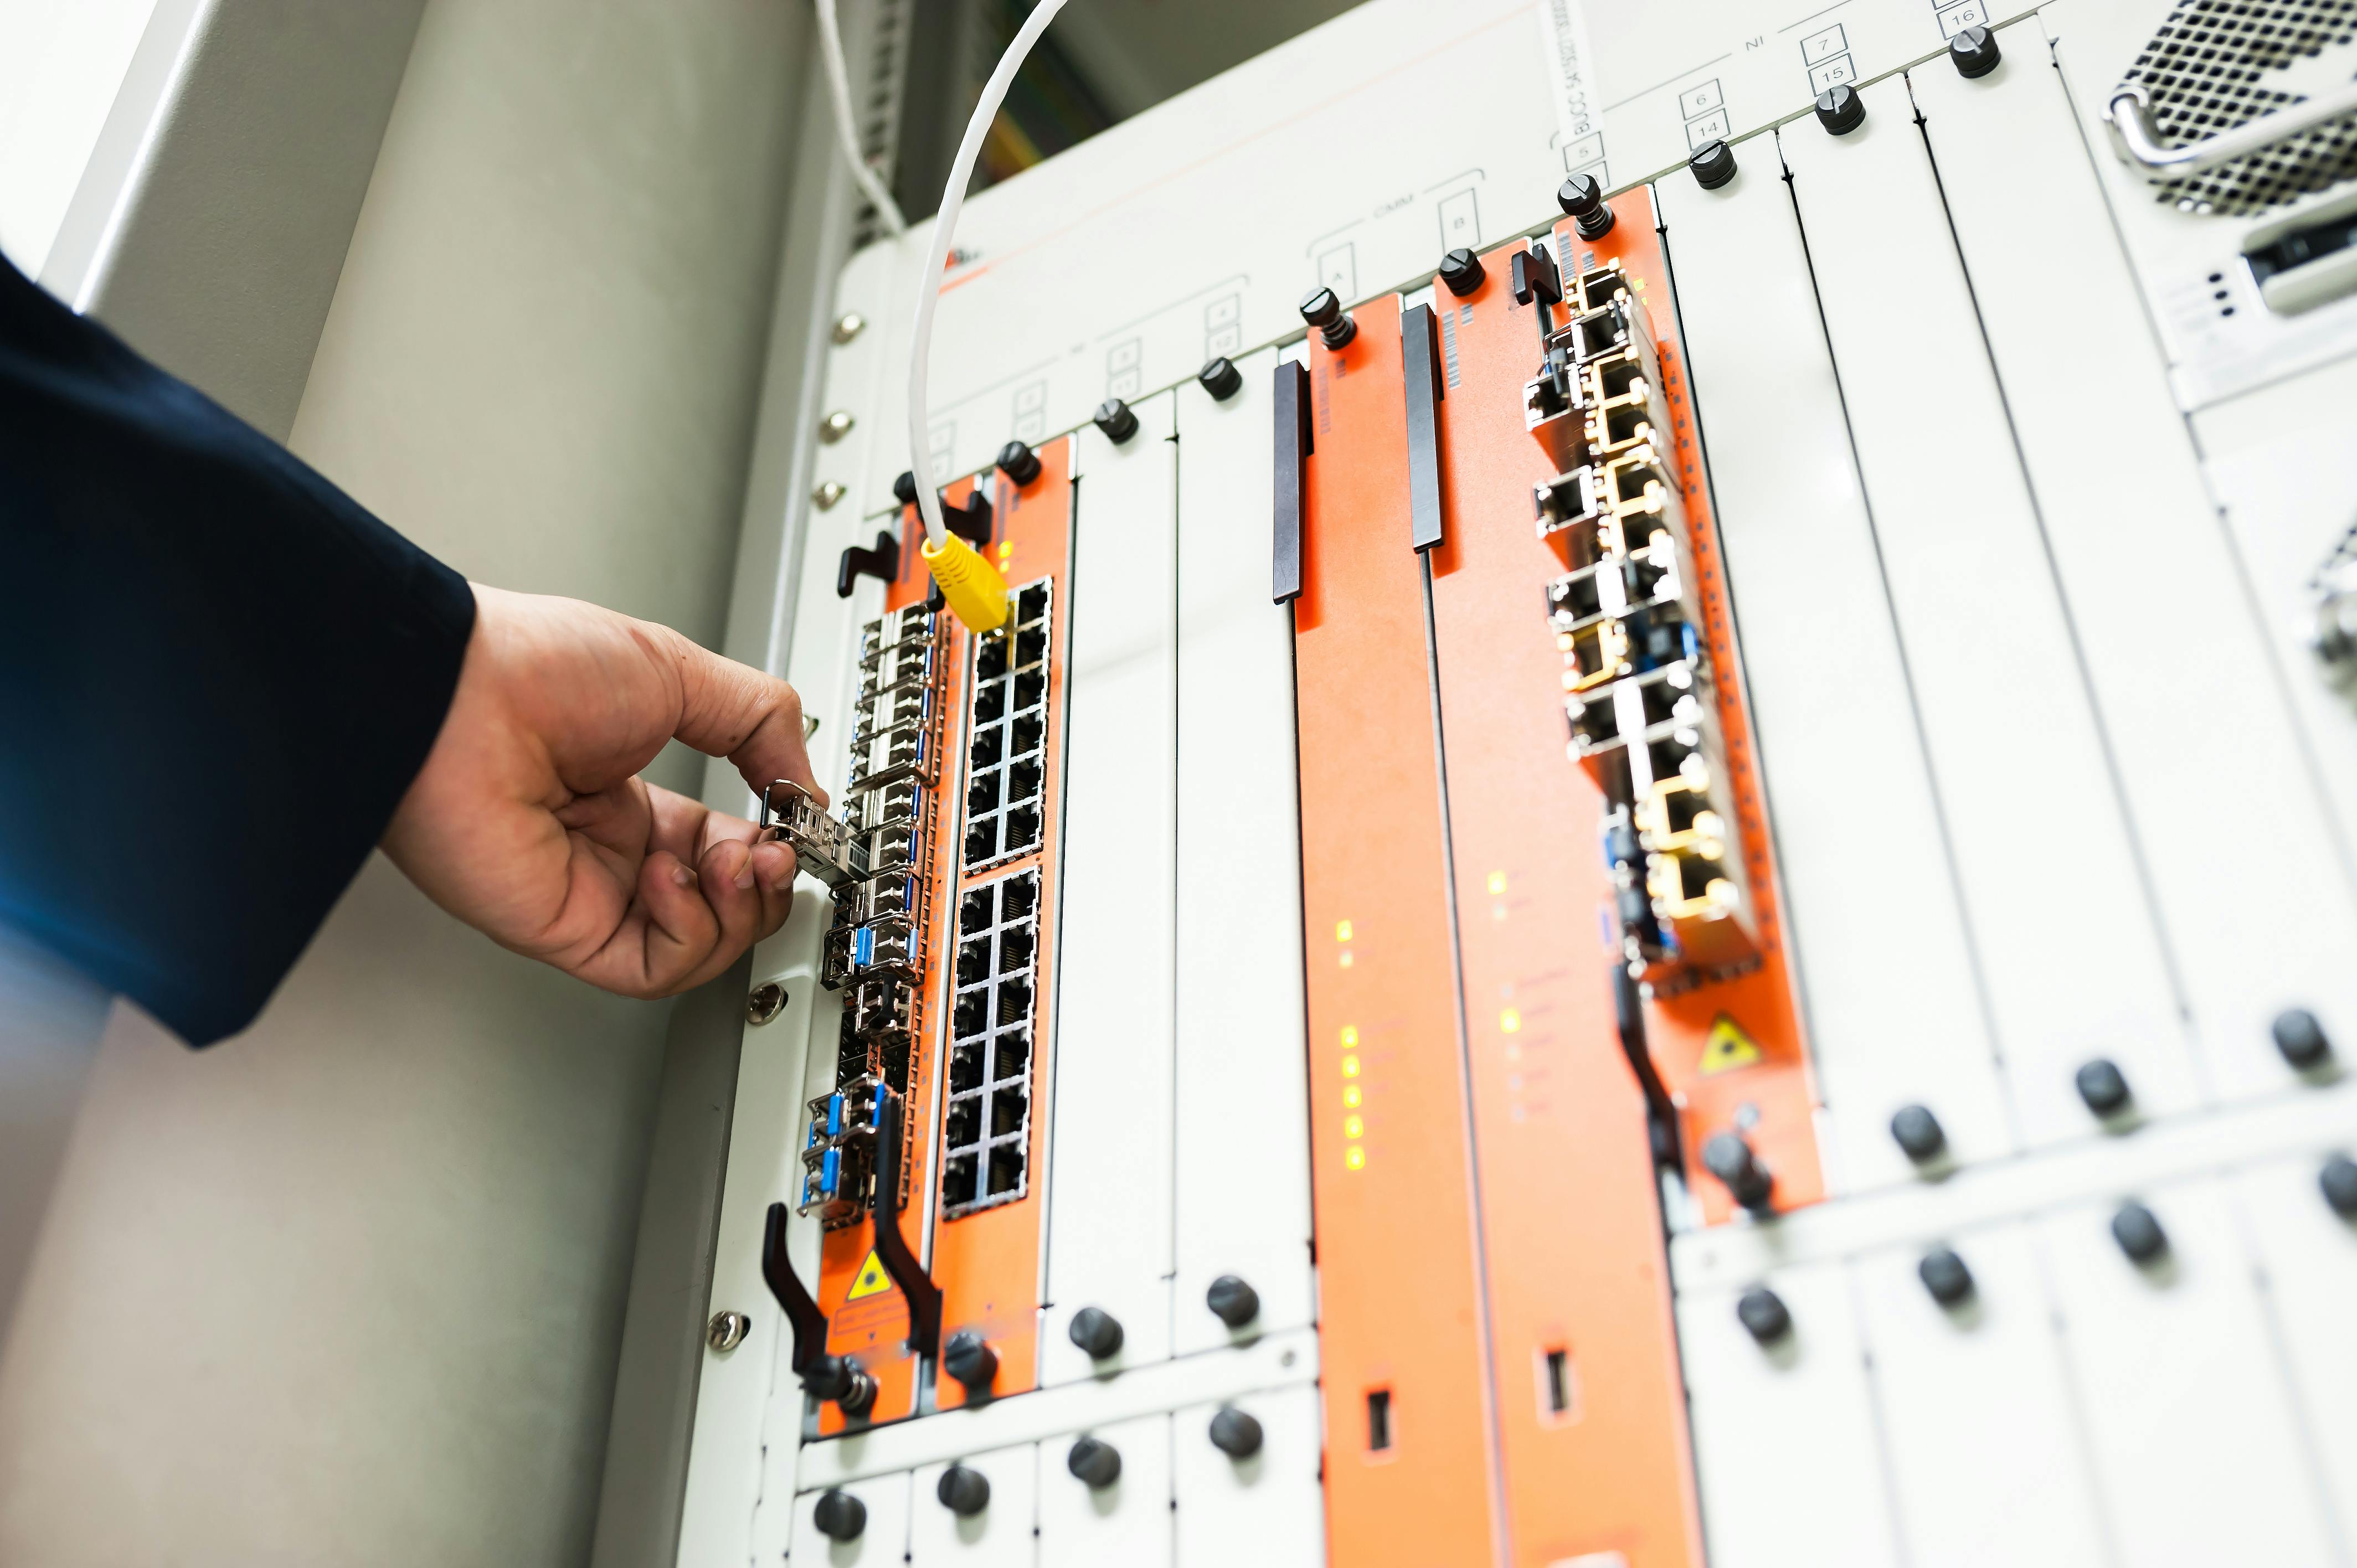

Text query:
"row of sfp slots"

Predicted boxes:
[[761, 602, 949, 1229], [1522, 252, 1759, 984], [757, 576, 1057, 1232]]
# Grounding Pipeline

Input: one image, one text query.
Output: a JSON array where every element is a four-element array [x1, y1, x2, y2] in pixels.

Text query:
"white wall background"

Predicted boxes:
[[0, 0, 160, 276], [0, 1, 805, 1562]]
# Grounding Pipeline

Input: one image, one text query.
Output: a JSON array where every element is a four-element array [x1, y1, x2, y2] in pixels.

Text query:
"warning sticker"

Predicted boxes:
[[847, 1250, 893, 1301], [1699, 1014, 1762, 1076]]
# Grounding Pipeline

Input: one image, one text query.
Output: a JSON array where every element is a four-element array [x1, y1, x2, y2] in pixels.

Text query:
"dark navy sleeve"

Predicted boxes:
[[0, 254, 477, 1046]]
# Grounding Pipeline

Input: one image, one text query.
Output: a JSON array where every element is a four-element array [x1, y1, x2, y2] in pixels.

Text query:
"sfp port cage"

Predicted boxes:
[[800, 1072, 883, 1227], [940, 869, 1042, 1219], [963, 580, 1054, 871]]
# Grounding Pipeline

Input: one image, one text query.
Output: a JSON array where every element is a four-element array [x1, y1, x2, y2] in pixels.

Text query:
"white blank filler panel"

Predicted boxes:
[[2232, 1152, 2357, 1539], [2035, 1178, 2337, 1565], [1912, 24, 2357, 1100], [1170, 345, 1315, 1358], [909, 1443, 1041, 1567], [1849, 1226, 2110, 1568], [1777, 79, 2191, 1151], [1654, 153, 2010, 1194], [1674, 1258, 1901, 1568], [1037, 1411, 1174, 1568], [1041, 391, 1181, 1389], [1170, 1386, 1324, 1568], [792, 1470, 915, 1568]]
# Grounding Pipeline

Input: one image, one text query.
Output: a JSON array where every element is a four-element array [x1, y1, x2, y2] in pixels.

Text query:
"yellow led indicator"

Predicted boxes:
[[1344, 1115, 1363, 1139], [1486, 871, 1508, 895], [997, 541, 1015, 561], [1340, 1025, 1359, 1048], [1500, 1008, 1522, 1034], [1339, 950, 1354, 969], [1341, 1054, 1361, 1078], [1335, 919, 1353, 942], [1342, 1084, 1361, 1108], [1344, 1146, 1367, 1170]]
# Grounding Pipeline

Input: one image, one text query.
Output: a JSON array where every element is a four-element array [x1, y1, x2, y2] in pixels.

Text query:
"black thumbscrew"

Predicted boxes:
[[1736, 1286, 1790, 1344], [995, 439, 1042, 486], [803, 1354, 877, 1416], [936, 1464, 990, 1516], [1299, 287, 1357, 350], [942, 1329, 999, 1393], [812, 1488, 867, 1542], [1557, 174, 1615, 239], [893, 470, 919, 507], [2272, 1007, 2333, 1069], [1068, 1306, 1125, 1359], [1208, 1406, 1264, 1458], [1890, 1103, 1947, 1163], [1198, 355, 1243, 400], [1689, 138, 1737, 190], [1949, 24, 2001, 78], [1093, 398, 1139, 443], [1438, 247, 1486, 297], [1815, 83, 1865, 135], [1067, 1435, 1123, 1488], [2111, 1201, 2168, 1263], [1206, 1274, 1261, 1328], [2320, 1155, 2357, 1218], [1701, 1130, 1774, 1210], [2076, 1058, 2132, 1117], [1918, 1247, 1975, 1305]]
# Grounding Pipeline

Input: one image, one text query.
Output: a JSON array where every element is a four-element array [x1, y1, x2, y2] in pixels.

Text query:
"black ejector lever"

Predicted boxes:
[[836, 530, 900, 599], [762, 1203, 876, 1415]]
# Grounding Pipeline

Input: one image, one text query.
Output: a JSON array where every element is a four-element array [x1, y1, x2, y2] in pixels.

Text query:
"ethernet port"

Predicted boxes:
[[1624, 554, 1668, 606], [1597, 357, 1642, 402], [990, 1086, 1028, 1137], [1007, 757, 1042, 804], [961, 886, 996, 930], [1005, 803, 1041, 850], [953, 989, 989, 1040], [1573, 306, 1627, 361], [1614, 462, 1663, 504], [1646, 733, 1691, 786], [997, 974, 1032, 1020], [975, 637, 1009, 682], [1014, 669, 1046, 710], [967, 772, 1001, 817], [966, 819, 998, 862], [1019, 582, 1049, 621], [943, 1153, 981, 1208], [948, 1041, 986, 1093], [992, 1030, 1030, 1081], [1568, 689, 1619, 749], [1662, 787, 1704, 836], [1010, 712, 1043, 755], [944, 1095, 980, 1148], [1676, 851, 1718, 902], [1604, 403, 1649, 447], [970, 728, 1002, 769], [1002, 874, 1037, 918], [1016, 626, 1047, 668], [1546, 569, 1605, 628], [999, 925, 1033, 971], [1578, 266, 1627, 308], [1638, 677, 1683, 728], [957, 937, 991, 987], [973, 680, 1006, 723], [986, 1141, 1026, 1196]]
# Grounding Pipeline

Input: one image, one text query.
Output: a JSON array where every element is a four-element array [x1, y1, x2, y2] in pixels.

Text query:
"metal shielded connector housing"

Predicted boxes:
[[759, 780, 863, 888], [962, 580, 1054, 871], [940, 868, 1042, 1218], [800, 1074, 883, 1227]]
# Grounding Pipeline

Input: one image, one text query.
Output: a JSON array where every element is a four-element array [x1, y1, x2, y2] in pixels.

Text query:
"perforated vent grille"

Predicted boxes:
[[2122, 0, 2357, 215]]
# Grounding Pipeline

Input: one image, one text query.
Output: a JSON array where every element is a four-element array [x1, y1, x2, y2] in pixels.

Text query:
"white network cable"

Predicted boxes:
[[817, 0, 909, 238], [907, 0, 1072, 551]]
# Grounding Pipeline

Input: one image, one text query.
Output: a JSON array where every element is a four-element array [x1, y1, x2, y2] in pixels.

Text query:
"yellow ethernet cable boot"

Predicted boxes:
[[922, 532, 1010, 635]]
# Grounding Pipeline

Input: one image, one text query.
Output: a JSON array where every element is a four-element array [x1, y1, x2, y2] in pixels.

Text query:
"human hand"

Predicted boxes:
[[383, 584, 823, 998]]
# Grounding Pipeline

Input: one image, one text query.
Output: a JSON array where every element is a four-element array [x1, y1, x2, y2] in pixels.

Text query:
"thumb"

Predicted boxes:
[[655, 628, 825, 808]]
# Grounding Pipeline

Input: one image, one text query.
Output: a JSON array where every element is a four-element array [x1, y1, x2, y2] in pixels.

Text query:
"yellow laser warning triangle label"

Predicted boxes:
[[1699, 1014, 1762, 1076], [847, 1251, 893, 1300]]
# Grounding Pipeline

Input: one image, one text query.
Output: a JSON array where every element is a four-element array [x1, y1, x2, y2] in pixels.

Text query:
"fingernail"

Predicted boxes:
[[766, 857, 796, 891], [672, 863, 694, 888], [733, 848, 755, 890]]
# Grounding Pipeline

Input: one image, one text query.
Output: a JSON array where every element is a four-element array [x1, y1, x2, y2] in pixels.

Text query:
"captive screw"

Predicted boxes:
[[1206, 1274, 1262, 1329], [1208, 1405, 1263, 1458], [1299, 286, 1357, 350], [1557, 174, 1616, 239], [1438, 246, 1486, 297], [1701, 1130, 1774, 1210]]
